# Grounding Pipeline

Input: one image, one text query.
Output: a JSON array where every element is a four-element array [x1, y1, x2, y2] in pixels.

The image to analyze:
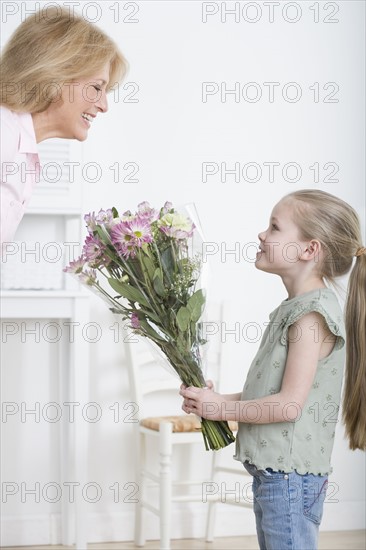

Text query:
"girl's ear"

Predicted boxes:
[[301, 240, 322, 261]]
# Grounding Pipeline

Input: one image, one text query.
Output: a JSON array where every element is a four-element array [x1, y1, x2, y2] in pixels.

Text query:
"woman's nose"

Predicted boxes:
[[96, 90, 108, 113]]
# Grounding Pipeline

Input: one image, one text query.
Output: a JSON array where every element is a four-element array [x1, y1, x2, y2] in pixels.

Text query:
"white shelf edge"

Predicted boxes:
[[25, 209, 83, 216], [0, 290, 89, 298]]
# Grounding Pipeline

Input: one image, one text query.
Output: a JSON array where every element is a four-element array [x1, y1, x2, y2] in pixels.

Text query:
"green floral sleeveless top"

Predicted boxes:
[[234, 288, 346, 475]]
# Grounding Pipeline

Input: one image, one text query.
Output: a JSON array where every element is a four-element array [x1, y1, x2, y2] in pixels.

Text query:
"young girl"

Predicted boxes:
[[180, 189, 366, 550]]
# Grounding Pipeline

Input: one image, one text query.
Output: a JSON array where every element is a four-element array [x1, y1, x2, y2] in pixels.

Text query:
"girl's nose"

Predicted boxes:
[[258, 230, 266, 242]]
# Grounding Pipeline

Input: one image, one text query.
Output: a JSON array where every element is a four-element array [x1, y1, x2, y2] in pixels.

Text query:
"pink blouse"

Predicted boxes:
[[0, 106, 40, 244]]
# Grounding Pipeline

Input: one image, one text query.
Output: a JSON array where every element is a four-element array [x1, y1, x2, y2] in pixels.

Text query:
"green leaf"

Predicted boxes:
[[187, 289, 205, 322], [153, 269, 166, 297], [161, 246, 175, 281], [95, 225, 110, 245], [141, 253, 156, 282], [176, 306, 190, 331], [139, 319, 166, 342], [139, 307, 161, 324], [176, 332, 189, 353], [112, 207, 119, 218], [108, 278, 150, 307]]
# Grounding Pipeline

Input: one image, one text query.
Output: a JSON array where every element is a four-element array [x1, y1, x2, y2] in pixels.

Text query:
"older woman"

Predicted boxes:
[[0, 6, 127, 243]]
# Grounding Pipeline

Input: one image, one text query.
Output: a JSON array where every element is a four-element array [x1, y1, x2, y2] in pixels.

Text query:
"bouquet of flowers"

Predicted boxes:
[[64, 201, 235, 451]]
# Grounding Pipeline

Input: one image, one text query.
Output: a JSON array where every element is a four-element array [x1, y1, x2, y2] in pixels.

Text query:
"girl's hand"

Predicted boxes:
[[179, 379, 214, 392], [205, 379, 215, 391], [179, 385, 226, 421]]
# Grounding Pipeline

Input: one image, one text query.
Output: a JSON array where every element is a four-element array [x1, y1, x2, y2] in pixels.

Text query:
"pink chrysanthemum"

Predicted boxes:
[[111, 216, 153, 257], [96, 209, 115, 229], [78, 269, 97, 286], [161, 201, 173, 215], [83, 235, 105, 264], [84, 212, 98, 234], [137, 201, 159, 222], [159, 226, 195, 239], [63, 256, 86, 274]]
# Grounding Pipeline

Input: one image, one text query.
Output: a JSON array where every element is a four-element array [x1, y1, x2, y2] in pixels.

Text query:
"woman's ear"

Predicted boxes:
[[301, 240, 322, 261]]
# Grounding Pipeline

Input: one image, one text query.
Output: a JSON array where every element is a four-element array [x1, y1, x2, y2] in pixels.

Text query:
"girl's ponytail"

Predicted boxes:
[[344, 249, 366, 450], [284, 189, 366, 451]]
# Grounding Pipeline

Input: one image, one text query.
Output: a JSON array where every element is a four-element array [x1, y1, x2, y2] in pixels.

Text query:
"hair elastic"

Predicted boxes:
[[355, 247, 366, 257]]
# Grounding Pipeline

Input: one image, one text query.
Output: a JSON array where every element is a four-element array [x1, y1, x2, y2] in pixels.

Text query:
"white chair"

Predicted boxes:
[[124, 302, 251, 549]]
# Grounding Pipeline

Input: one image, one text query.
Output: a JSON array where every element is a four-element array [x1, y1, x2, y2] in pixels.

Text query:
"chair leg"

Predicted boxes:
[[205, 500, 217, 542], [135, 432, 146, 547], [205, 451, 218, 542], [159, 422, 173, 550]]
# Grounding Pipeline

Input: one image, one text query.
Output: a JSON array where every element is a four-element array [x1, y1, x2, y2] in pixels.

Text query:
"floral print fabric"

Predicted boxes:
[[234, 288, 346, 475]]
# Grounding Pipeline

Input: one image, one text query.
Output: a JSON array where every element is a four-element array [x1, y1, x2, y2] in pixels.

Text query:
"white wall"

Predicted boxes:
[[1, 0, 365, 545]]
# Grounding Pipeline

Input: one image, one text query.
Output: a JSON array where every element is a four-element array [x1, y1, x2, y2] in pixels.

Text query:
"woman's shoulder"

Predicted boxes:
[[0, 106, 22, 160], [1, 105, 18, 121], [0, 105, 22, 135]]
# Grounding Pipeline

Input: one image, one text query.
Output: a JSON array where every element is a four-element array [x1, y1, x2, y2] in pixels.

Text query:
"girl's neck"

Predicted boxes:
[[281, 275, 327, 300]]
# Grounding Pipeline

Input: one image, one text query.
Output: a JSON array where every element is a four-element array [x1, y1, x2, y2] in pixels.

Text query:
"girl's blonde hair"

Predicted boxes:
[[284, 189, 366, 451], [0, 6, 128, 113]]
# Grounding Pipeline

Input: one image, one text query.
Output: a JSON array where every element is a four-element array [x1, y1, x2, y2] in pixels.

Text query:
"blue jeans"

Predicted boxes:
[[243, 462, 328, 550]]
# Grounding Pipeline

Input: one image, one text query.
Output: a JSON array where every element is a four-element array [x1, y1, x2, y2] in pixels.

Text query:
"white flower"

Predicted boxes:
[[158, 213, 195, 239]]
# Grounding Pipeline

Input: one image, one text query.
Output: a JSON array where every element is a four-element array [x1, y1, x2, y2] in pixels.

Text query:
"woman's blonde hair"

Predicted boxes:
[[284, 189, 366, 451], [0, 6, 128, 112]]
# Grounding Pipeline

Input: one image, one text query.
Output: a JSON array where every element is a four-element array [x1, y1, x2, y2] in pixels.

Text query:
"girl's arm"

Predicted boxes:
[[222, 392, 242, 401], [181, 311, 334, 423], [181, 382, 241, 402]]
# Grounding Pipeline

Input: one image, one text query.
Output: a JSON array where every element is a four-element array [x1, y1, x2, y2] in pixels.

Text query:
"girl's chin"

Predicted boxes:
[[255, 260, 275, 274]]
